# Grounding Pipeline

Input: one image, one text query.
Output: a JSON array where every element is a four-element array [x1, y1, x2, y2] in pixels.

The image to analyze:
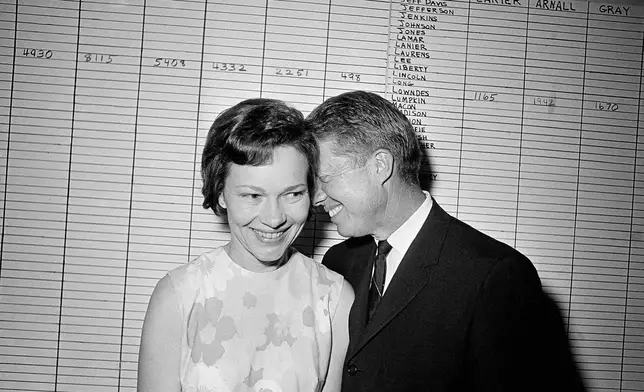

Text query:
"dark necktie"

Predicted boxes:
[[367, 240, 392, 322]]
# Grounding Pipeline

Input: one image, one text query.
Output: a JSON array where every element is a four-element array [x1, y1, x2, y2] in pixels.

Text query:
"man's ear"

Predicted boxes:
[[372, 149, 394, 185]]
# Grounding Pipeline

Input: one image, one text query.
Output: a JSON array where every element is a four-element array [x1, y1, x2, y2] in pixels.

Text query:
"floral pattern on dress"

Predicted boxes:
[[187, 296, 237, 366]]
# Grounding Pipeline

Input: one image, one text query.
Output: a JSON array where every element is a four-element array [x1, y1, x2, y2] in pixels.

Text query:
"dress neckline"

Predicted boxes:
[[219, 246, 296, 279]]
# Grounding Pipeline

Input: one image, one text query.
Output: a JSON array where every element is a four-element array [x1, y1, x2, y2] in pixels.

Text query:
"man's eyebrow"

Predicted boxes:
[[316, 171, 337, 182]]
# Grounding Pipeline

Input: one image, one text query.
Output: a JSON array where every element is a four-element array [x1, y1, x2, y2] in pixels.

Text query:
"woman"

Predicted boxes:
[[138, 98, 354, 392]]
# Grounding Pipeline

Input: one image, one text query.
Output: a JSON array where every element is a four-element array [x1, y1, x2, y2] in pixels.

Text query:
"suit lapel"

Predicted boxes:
[[348, 200, 453, 359]]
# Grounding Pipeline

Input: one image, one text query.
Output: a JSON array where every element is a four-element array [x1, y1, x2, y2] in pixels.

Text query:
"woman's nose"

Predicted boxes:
[[260, 199, 287, 228]]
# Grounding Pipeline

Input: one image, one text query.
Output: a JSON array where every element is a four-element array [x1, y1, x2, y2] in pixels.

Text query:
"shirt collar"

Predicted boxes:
[[380, 191, 432, 257]]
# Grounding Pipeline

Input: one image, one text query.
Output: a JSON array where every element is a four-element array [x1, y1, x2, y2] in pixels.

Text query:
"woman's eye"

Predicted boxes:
[[284, 191, 307, 201], [241, 193, 262, 201]]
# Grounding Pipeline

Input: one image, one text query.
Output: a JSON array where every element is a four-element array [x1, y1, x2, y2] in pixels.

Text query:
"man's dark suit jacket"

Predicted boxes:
[[323, 200, 585, 392]]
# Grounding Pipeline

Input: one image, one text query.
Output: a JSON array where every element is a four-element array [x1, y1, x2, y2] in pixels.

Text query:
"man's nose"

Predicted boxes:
[[313, 185, 327, 206]]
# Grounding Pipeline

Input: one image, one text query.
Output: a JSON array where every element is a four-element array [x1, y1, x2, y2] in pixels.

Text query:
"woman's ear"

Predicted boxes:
[[218, 193, 227, 209]]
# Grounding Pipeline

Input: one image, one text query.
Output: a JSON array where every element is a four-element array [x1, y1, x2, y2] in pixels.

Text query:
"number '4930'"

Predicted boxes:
[[23, 48, 53, 59]]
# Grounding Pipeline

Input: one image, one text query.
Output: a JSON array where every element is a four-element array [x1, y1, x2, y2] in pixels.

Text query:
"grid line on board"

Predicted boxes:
[[54, 1, 81, 390], [258, 0, 269, 97], [514, 2, 531, 250], [455, 0, 472, 218], [567, 1, 590, 331], [0, 0, 18, 279], [119, 0, 148, 389]]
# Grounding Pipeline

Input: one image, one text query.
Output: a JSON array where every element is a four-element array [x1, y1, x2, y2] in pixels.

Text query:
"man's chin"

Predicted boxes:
[[336, 226, 360, 239]]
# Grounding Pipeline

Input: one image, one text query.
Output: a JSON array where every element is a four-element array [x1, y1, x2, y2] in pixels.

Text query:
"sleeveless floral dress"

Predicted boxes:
[[167, 246, 345, 392]]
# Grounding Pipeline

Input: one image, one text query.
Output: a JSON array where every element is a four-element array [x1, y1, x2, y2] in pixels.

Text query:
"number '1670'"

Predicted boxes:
[[595, 101, 618, 111]]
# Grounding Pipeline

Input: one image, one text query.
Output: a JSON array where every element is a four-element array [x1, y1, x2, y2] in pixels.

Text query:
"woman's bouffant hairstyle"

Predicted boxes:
[[201, 98, 318, 216]]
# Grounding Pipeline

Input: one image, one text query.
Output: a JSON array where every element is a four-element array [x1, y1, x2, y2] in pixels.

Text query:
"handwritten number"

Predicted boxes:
[[533, 97, 555, 106], [274, 68, 308, 77], [212, 62, 246, 72], [84, 53, 113, 64], [270, 67, 312, 76], [473, 92, 497, 101], [341, 72, 361, 82], [154, 57, 187, 68], [23, 48, 53, 59], [595, 101, 618, 112]]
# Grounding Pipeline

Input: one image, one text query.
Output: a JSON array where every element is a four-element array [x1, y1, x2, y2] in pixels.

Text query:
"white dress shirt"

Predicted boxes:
[[376, 191, 433, 293]]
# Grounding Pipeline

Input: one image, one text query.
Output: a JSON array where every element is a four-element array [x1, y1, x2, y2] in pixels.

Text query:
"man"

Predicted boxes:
[[307, 90, 585, 391]]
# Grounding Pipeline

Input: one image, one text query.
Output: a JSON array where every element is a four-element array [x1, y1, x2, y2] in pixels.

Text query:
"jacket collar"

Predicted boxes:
[[347, 199, 452, 359]]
